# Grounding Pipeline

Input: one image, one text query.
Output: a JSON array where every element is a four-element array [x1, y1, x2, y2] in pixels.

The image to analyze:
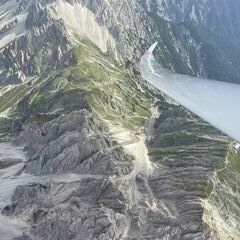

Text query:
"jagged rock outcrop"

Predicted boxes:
[[3, 180, 128, 240], [1, 0, 240, 84], [0, 0, 240, 240], [0, 0, 72, 84], [19, 110, 133, 176]]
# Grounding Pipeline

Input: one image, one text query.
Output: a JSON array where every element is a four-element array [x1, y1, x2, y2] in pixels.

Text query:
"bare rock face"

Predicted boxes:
[[1, 0, 240, 85], [0, 0, 72, 85], [2, 102, 232, 240], [19, 110, 133, 176], [4, 180, 128, 240], [0, 0, 240, 240], [1, 110, 134, 240]]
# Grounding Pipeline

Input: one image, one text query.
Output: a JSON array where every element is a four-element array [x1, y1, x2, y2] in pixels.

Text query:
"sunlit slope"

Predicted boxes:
[[0, 40, 151, 134]]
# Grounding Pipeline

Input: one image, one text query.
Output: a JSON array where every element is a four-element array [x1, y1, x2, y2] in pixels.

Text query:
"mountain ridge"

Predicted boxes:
[[0, 0, 240, 239]]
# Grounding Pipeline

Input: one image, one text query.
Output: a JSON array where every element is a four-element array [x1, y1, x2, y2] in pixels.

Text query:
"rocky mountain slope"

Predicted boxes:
[[0, 0, 240, 239]]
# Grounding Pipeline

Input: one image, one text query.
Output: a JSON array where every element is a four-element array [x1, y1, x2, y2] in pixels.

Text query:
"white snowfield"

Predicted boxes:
[[141, 42, 240, 142]]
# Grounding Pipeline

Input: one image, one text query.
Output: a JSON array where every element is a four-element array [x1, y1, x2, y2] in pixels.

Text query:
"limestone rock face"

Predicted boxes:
[[1, 0, 240, 84], [0, 0, 240, 240], [0, 0, 72, 85], [19, 110, 133, 176]]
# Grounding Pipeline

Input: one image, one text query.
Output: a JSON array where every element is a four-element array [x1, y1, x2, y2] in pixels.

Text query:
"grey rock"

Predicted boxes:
[[0, 0, 239, 239], [4, 179, 128, 240], [19, 110, 133, 176], [0, 0, 72, 85]]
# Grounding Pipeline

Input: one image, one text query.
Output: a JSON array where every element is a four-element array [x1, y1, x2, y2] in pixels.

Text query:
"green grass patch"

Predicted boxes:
[[10, 39, 152, 132], [228, 150, 240, 173]]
